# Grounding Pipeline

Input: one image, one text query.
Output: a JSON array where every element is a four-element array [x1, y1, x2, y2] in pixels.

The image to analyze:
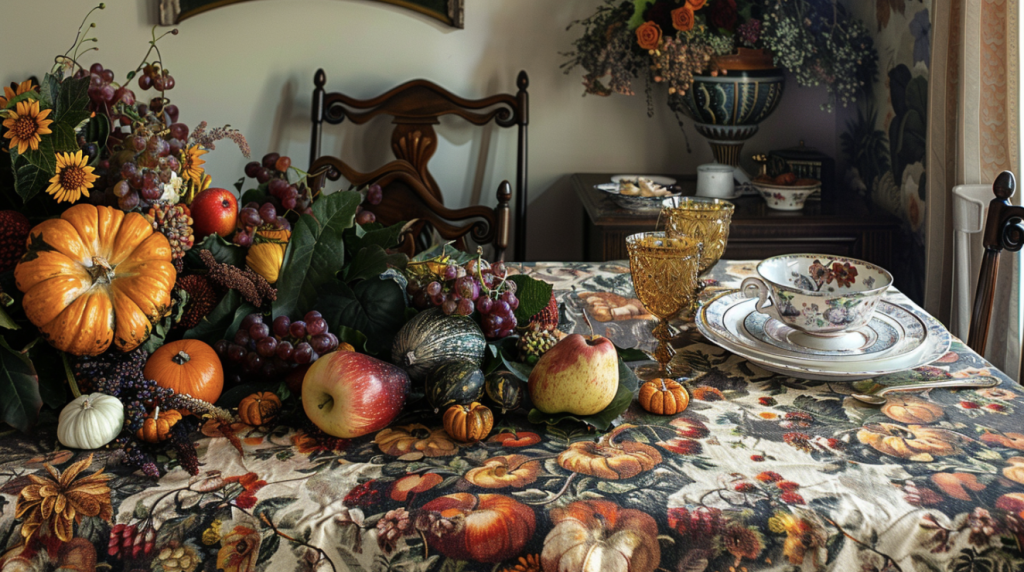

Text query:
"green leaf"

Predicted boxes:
[[54, 75, 91, 128], [335, 325, 369, 353], [225, 302, 258, 341], [233, 177, 246, 193], [508, 274, 553, 323], [0, 337, 42, 432], [628, 0, 652, 29], [614, 345, 648, 362], [38, 74, 60, 109], [141, 289, 189, 354], [2, 91, 39, 111], [84, 114, 110, 150], [345, 245, 390, 283], [355, 222, 407, 252], [0, 304, 19, 331], [184, 234, 246, 270], [240, 183, 270, 206], [183, 290, 241, 344], [526, 358, 637, 431], [318, 277, 406, 355], [28, 342, 66, 410], [13, 155, 48, 203], [274, 191, 361, 319]]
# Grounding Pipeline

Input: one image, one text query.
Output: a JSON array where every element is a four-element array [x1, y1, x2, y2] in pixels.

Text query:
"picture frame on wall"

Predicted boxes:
[[158, 0, 465, 29]]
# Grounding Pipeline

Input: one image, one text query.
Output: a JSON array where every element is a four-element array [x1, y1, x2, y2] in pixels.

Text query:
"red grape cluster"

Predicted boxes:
[[110, 120, 188, 210], [77, 63, 136, 118], [355, 184, 383, 225], [213, 311, 341, 383], [235, 200, 290, 247], [136, 63, 176, 92], [244, 152, 314, 214], [407, 259, 519, 339]]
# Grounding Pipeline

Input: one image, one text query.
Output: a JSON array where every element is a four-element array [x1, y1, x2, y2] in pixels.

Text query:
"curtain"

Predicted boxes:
[[927, 0, 1021, 378]]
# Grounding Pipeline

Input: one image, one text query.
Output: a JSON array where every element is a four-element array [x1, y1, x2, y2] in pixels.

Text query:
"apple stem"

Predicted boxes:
[[581, 308, 595, 339], [318, 397, 332, 410]]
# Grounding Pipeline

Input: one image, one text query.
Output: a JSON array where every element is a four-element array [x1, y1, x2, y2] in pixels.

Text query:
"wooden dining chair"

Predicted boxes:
[[967, 171, 1023, 356], [308, 69, 529, 259]]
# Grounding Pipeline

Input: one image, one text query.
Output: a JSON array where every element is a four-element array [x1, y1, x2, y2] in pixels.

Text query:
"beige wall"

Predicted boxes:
[[1, 0, 839, 260]]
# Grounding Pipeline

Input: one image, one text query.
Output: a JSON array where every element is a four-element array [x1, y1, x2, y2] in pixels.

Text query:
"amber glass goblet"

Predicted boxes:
[[626, 232, 702, 380]]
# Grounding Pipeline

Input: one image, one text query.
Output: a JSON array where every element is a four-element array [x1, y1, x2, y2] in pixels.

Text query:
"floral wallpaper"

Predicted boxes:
[[841, 0, 931, 304]]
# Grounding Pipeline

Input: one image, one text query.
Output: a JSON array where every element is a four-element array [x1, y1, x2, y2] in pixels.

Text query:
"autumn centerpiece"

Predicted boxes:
[[564, 0, 878, 172]]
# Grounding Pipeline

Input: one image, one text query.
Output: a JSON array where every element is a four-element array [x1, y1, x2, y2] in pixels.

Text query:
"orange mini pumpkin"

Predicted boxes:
[[638, 378, 690, 415], [14, 204, 176, 355], [443, 402, 494, 443], [144, 339, 224, 403], [338, 342, 356, 353], [136, 406, 182, 443], [238, 392, 281, 426]]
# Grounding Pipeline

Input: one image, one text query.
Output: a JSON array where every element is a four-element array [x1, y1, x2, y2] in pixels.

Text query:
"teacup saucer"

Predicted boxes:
[[745, 312, 893, 355]]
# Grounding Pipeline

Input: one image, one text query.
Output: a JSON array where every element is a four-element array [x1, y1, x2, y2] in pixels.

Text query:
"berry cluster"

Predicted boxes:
[[136, 62, 176, 92], [213, 311, 341, 383], [108, 523, 156, 560], [78, 62, 136, 121], [407, 259, 519, 339], [234, 199, 289, 247]]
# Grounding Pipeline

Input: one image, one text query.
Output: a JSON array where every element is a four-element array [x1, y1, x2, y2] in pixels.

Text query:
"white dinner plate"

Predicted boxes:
[[696, 290, 951, 381], [610, 175, 677, 186]]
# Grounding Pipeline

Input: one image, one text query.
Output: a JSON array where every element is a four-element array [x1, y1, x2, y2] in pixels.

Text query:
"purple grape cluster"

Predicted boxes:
[[355, 184, 383, 225], [213, 310, 341, 383], [108, 117, 188, 210], [234, 200, 290, 247], [243, 153, 314, 214], [407, 259, 519, 339], [77, 63, 137, 120]]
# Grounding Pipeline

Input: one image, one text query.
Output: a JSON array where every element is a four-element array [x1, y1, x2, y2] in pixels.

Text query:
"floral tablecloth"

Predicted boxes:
[[2, 261, 1024, 572]]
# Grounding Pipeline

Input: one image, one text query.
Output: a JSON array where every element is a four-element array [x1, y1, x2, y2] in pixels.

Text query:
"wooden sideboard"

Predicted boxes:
[[575, 173, 902, 269]]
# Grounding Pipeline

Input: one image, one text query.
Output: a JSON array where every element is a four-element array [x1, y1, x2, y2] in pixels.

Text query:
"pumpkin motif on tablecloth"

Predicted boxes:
[[465, 455, 541, 489], [857, 423, 969, 462], [374, 424, 457, 457], [542, 499, 661, 572], [419, 493, 535, 563], [881, 395, 945, 424], [557, 425, 662, 480], [15, 203, 176, 355]]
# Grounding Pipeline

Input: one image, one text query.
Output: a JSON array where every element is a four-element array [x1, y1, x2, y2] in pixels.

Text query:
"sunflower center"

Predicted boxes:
[[10, 115, 38, 140], [60, 164, 88, 191]]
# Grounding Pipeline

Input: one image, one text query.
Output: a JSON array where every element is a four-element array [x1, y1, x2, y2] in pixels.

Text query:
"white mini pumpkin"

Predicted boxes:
[[58, 393, 125, 450]]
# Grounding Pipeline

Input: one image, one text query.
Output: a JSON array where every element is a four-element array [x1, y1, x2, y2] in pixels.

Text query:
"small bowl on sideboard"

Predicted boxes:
[[751, 180, 821, 211]]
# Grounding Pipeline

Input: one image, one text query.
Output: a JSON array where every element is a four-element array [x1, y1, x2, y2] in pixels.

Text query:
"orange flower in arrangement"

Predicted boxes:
[[671, 6, 695, 31], [216, 525, 261, 572], [687, 0, 707, 9], [14, 453, 113, 543], [2, 99, 53, 154], [0, 79, 36, 108], [635, 21, 662, 51], [181, 145, 208, 184], [46, 150, 99, 204]]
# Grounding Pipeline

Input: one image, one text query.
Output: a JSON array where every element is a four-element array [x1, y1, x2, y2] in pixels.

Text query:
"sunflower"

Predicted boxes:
[[2, 99, 53, 154], [0, 79, 36, 109], [181, 145, 208, 183], [46, 150, 98, 204]]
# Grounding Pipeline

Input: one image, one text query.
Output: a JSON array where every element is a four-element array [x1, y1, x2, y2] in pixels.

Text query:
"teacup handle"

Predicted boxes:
[[741, 277, 781, 321]]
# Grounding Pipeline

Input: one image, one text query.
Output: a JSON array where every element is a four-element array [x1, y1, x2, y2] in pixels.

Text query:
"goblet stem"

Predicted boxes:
[[635, 318, 679, 380]]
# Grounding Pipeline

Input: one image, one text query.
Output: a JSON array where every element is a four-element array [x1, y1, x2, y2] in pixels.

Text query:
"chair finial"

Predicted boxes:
[[517, 71, 529, 90], [994, 171, 1016, 200], [314, 69, 326, 88]]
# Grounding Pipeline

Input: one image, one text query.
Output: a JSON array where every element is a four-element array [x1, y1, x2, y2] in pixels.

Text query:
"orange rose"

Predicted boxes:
[[688, 0, 707, 9], [635, 21, 662, 51], [672, 6, 695, 31]]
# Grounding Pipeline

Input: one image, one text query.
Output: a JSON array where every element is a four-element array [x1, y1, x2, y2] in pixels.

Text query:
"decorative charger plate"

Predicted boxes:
[[737, 300, 928, 363], [610, 175, 677, 185], [696, 290, 950, 381]]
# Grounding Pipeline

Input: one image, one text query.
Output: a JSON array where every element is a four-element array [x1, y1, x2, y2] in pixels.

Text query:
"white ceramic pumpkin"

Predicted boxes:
[[57, 393, 125, 449]]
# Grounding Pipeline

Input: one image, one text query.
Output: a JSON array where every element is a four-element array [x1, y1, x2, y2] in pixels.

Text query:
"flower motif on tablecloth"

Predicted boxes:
[[216, 525, 260, 572], [14, 453, 112, 543]]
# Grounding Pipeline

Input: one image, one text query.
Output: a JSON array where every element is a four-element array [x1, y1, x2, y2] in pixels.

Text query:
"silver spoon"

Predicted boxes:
[[851, 376, 1001, 406]]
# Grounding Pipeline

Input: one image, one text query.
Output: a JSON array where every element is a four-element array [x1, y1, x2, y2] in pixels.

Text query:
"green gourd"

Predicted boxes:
[[426, 361, 485, 414], [392, 309, 486, 382], [485, 370, 523, 414]]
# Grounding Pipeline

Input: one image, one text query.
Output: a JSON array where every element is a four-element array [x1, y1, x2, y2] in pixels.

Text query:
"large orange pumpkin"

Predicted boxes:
[[543, 499, 661, 572], [144, 339, 224, 403], [419, 493, 535, 563], [15, 204, 176, 355]]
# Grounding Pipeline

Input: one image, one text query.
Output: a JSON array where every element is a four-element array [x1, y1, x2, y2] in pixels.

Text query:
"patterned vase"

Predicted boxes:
[[676, 51, 786, 167]]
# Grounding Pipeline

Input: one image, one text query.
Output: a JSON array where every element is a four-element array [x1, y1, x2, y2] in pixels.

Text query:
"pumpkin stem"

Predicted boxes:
[[172, 351, 191, 365], [88, 256, 115, 284], [153, 406, 160, 420]]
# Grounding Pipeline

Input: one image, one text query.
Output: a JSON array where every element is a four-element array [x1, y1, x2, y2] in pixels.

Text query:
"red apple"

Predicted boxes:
[[302, 351, 410, 438], [528, 334, 619, 415], [190, 188, 238, 240]]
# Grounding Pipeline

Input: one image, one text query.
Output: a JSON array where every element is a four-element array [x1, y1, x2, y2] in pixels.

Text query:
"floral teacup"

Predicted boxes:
[[740, 254, 893, 337]]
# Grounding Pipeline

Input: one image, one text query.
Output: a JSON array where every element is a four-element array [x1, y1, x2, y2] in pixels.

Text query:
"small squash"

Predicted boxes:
[[443, 402, 494, 443], [393, 309, 486, 381], [246, 242, 285, 284], [338, 342, 356, 353], [638, 378, 690, 415], [136, 406, 182, 443], [58, 393, 125, 450], [238, 391, 282, 426], [426, 361, 485, 413], [485, 370, 523, 414], [145, 339, 224, 403], [256, 228, 291, 244]]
